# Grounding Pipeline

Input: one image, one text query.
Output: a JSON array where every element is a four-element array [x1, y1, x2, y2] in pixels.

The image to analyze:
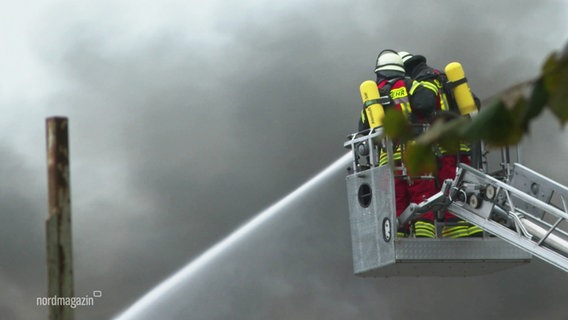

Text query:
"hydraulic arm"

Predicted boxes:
[[396, 161, 568, 273]]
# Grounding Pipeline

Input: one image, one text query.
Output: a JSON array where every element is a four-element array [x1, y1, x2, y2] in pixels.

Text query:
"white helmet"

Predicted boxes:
[[398, 51, 413, 64], [398, 51, 426, 67], [374, 49, 405, 74]]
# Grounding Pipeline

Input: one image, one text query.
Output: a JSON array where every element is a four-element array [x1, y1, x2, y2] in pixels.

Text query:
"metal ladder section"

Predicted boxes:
[[445, 163, 568, 273]]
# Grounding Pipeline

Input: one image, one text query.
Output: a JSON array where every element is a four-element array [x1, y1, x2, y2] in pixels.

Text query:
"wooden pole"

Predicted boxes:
[[46, 117, 74, 320]]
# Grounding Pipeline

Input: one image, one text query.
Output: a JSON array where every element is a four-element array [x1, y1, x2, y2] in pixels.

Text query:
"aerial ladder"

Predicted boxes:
[[344, 126, 568, 276]]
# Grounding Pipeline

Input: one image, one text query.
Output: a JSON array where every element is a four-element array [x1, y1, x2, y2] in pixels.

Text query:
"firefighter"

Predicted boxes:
[[399, 51, 483, 238], [359, 49, 439, 238]]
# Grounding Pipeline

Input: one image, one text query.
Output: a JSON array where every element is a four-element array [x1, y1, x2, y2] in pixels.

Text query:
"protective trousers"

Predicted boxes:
[[394, 175, 437, 233]]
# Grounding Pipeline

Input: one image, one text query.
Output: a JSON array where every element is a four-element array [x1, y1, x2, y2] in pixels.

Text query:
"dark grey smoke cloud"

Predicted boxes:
[[2, 0, 568, 319], [0, 141, 46, 319]]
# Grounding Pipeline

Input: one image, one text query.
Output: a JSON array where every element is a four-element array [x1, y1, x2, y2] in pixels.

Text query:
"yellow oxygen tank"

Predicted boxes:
[[445, 62, 477, 115], [360, 80, 385, 128]]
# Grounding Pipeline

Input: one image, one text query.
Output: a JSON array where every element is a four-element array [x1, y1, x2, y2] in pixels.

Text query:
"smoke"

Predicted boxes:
[[1, 0, 568, 319], [0, 142, 46, 320]]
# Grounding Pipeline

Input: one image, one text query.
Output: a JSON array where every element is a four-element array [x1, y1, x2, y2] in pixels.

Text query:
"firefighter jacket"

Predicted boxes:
[[358, 75, 438, 166], [406, 61, 471, 155], [358, 75, 438, 132], [407, 61, 452, 114]]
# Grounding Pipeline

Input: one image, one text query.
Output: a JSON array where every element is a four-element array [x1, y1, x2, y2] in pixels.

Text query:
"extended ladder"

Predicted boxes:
[[443, 162, 568, 272]]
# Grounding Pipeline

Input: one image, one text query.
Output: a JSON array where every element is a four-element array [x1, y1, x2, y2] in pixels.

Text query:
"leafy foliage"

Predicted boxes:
[[542, 47, 568, 124], [459, 99, 523, 147], [382, 109, 414, 141], [403, 142, 437, 176], [384, 43, 568, 174]]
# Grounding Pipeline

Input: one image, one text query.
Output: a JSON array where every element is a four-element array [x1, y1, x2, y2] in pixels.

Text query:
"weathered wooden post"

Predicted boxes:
[[46, 117, 74, 320]]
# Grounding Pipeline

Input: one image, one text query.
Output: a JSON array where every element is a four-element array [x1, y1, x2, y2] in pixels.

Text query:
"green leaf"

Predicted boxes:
[[520, 78, 548, 131], [458, 100, 501, 140], [459, 100, 522, 147], [548, 87, 568, 125], [542, 52, 560, 93], [382, 109, 413, 141], [438, 134, 460, 155], [542, 49, 568, 125], [403, 142, 437, 176]]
